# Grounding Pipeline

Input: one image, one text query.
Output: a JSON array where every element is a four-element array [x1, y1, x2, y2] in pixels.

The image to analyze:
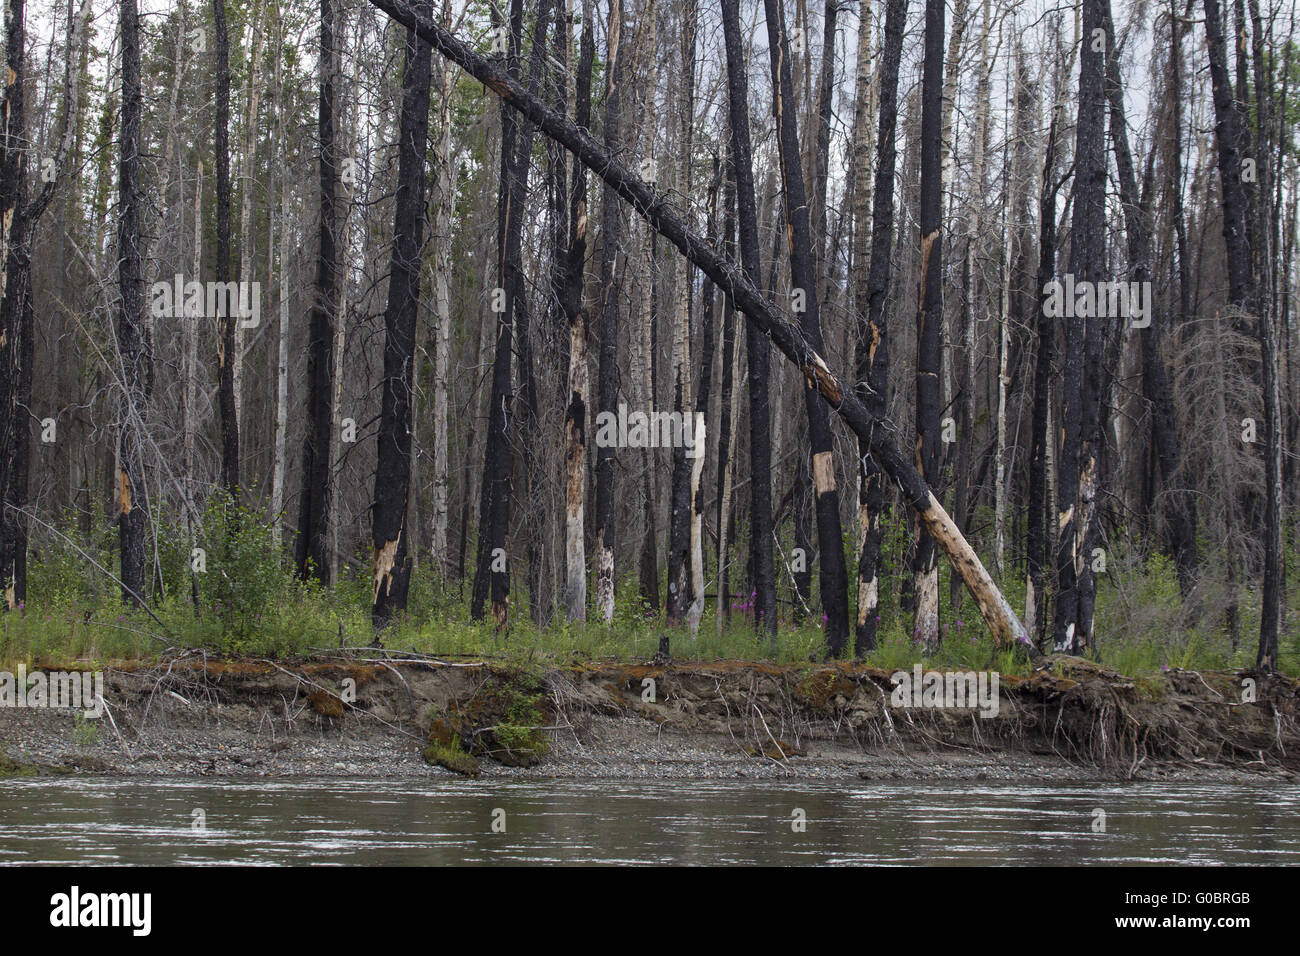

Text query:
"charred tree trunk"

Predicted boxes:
[[1052, 0, 1106, 655], [688, 154, 720, 633], [763, 0, 850, 654], [213, 0, 239, 501], [952, 0, 992, 605], [593, 0, 622, 624], [912, 0, 946, 652], [0, 0, 25, 605], [1, 0, 85, 608], [715, 155, 740, 632], [562, 1, 594, 623], [666, 0, 698, 630], [472, 0, 555, 628], [1203, 0, 1256, 309], [371, 0, 434, 628], [1026, 115, 1061, 647], [116, 0, 149, 605], [853, 0, 906, 655], [1248, 0, 1284, 673], [295, 0, 340, 585], [721, 0, 778, 641]]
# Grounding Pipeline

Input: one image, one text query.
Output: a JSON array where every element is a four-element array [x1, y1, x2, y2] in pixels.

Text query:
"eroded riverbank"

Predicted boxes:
[[1, 654, 1297, 783]]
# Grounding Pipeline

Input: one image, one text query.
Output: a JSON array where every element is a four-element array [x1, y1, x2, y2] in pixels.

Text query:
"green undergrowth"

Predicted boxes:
[[1, 504, 1296, 679]]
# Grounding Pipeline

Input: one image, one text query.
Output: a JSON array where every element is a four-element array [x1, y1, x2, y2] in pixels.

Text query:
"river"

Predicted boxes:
[[1, 778, 1297, 865]]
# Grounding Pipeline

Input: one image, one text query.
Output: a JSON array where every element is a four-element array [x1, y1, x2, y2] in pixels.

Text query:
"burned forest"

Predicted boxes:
[[2, 0, 1299, 678]]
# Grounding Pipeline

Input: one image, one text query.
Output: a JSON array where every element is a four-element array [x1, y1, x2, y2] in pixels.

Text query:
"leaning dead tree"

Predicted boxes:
[[367, 0, 1043, 661]]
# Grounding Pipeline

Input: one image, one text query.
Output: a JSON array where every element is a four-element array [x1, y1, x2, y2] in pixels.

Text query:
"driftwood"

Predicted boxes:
[[366, 0, 1041, 662]]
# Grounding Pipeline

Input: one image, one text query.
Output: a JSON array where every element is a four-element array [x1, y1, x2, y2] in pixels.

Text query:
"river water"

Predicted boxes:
[[1, 778, 1297, 865]]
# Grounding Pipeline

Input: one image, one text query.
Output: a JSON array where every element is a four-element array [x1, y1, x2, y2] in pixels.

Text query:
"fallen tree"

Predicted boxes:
[[366, 0, 1042, 662]]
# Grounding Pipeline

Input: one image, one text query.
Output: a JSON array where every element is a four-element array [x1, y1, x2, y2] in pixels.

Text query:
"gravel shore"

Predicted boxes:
[[1, 656, 1296, 784]]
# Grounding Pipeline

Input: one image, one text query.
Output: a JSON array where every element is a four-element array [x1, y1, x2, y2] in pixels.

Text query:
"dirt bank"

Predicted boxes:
[[1, 653, 1296, 782]]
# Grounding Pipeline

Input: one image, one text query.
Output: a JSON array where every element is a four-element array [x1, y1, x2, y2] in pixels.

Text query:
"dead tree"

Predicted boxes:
[[593, 0, 622, 624], [721, 0, 778, 640], [911, 0, 945, 651], [296, 0, 341, 585], [116, 0, 150, 604], [371, 0, 434, 627], [213, 0, 239, 500], [853, 0, 907, 654], [471, 0, 555, 628], [561, 0, 594, 622], [762, 0, 851, 654]]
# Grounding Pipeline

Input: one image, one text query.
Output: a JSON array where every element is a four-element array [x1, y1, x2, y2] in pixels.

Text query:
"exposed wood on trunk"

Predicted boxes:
[[852, 0, 903, 656], [763, 0, 850, 654], [912, 0, 946, 652], [1052, 0, 1106, 655], [561, 0, 594, 622]]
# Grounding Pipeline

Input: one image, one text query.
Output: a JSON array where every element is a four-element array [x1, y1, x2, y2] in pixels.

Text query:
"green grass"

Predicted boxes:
[[2, 503, 1296, 680]]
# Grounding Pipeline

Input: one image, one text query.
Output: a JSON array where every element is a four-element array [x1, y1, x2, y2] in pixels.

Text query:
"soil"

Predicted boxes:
[[1, 652, 1296, 783]]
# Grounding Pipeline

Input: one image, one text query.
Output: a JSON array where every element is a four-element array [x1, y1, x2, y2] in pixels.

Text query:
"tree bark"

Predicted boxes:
[[562, 0, 594, 621], [371, 0, 434, 627], [236, 0, 265, 451], [665, 0, 697, 630], [116, 0, 149, 605], [1052, 0, 1106, 655], [1, 0, 87, 609], [429, 1, 455, 570], [911, 0, 946, 652], [763, 0, 851, 654], [853, 0, 905, 656], [295, 0, 340, 585], [593, 0, 622, 624], [721, 0, 778, 641], [471, 0, 555, 628], [271, 2, 289, 536], [213, 0, 239, 501]]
